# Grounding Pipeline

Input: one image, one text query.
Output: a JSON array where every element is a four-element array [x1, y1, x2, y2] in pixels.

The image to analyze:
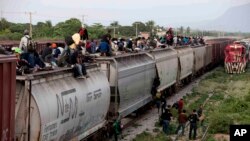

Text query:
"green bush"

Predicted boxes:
[[232, 100, 248, 113], [8, 32, 22, 40], [245, 93, 250, 101], [167, 123, 177, 134], [132, 131, 170, 141], [209, 112, 233, 134], [220, 98, 248, 113]]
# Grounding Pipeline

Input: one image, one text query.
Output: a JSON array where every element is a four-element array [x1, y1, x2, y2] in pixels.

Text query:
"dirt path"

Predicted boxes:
[[121, 72, 211, 141]]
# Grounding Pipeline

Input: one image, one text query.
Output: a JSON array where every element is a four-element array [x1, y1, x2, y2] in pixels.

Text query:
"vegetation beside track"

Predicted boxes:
[[133, 67, 250, 141]]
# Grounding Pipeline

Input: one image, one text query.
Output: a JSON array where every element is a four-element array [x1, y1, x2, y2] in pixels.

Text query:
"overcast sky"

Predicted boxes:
[[0, 0, 249, 28]]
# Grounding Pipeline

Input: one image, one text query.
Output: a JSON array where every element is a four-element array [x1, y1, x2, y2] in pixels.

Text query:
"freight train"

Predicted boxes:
[[1, 38, 234, 141]]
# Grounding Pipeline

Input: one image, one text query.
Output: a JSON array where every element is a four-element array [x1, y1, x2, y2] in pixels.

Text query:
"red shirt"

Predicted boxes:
[[178, 100, 184, 110]]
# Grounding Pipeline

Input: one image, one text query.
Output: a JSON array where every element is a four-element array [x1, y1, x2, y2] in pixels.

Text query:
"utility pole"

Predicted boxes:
[[135, 22, 139, 37], [25, 12, 35, 38], [112, 26, 119, 38], [81, 15, 87, 27]]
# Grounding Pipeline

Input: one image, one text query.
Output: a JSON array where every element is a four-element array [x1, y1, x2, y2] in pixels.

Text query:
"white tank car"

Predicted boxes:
[[15, 66, 110, 141]]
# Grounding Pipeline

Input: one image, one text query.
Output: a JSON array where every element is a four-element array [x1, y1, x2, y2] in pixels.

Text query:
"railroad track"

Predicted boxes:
[[174, 91, 215, 141]]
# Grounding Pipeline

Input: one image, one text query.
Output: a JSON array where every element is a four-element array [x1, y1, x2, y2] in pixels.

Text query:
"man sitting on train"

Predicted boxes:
[[70, 45, 89, 79], [41, 43, 57, 68], [99, 35, 112, 56]]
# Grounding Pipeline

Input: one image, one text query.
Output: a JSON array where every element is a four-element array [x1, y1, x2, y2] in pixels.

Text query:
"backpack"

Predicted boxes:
[[26, 36, 36, 52]]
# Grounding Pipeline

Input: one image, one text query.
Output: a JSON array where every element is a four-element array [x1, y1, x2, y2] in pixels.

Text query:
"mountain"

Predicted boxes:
[[204, 3, 250, 32]]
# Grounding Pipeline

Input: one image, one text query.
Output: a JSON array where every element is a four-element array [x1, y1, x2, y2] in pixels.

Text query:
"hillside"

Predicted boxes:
[[207, 3, 250, 32]]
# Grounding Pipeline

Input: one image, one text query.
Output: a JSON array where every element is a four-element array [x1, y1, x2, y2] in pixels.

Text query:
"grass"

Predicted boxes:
[[132, 131, 171, 141], [202, 67, 250, 137], [182, 67, 250, 139], [134, 66, 250, 141]]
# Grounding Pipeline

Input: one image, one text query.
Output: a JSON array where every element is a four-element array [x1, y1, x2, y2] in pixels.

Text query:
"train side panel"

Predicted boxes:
[[98, 54, 156, 117], [148, 49, 178, 92], [176, 47, 194, 80], [192, 46, 206, 72], [204, 45, 213, 67], [117, 54, 156, 117]]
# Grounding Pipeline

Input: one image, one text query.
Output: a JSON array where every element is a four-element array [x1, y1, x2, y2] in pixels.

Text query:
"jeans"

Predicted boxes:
[[35, 56, 45, 68], [176, 123, 185, 135], [28, 53, 35, 68], [75, 64, 87, 77], [162, 120, 170, 134], [189, 123, 197, 140], [91, 46, 96, 53]]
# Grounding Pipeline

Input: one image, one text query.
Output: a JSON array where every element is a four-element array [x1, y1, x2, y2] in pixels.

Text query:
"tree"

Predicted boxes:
[[145, 20, 155, 32], [109, 21, 120, 38], [145, 20, 156, 36], [33, 21, 54, 38], [8, 22, 29, 36], [54, 18, 81, 38], [45, 20, 52, 28], [119, 26, 135, 37], [0, 18, 10, 31], [132, 22, 147, 37], [110, 21, 119, 27], [87, 23, 106, 39]]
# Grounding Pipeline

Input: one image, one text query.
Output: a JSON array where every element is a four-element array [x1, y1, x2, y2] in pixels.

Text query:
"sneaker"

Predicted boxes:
[[77, 75, 86, 79], [84, 75, 90, 78]]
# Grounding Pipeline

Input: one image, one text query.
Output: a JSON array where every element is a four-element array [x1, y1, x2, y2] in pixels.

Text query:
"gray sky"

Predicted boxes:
[[0, 0, 249, 29]]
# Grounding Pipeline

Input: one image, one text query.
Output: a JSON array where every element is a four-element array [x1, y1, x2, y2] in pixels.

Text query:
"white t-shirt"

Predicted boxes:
[[19, 35, 30, 52], [173, 37, 178, 44]]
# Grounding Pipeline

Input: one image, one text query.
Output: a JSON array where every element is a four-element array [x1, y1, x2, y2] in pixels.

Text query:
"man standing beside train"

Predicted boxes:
[[188, 109, 199, 140], [178, 98, 184, 114]]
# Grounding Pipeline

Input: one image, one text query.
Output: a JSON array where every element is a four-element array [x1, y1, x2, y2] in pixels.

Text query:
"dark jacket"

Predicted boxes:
[[188, 113, 199, 124], [161, 112, 172, 121]]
